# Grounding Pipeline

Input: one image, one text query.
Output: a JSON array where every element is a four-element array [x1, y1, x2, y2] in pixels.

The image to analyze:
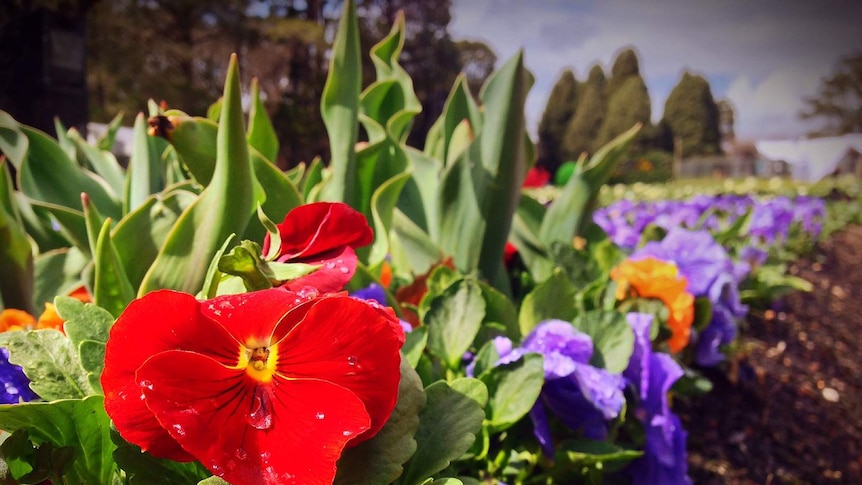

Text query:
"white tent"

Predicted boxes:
[[756, 134, 862, 181]]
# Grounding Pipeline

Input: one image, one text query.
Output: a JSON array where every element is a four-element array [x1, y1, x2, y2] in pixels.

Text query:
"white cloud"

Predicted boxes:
[[726, 68, 825, 140]]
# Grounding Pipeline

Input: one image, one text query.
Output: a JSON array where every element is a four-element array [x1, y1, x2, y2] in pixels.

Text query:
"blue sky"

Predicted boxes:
[[449, 0, 862, 140]]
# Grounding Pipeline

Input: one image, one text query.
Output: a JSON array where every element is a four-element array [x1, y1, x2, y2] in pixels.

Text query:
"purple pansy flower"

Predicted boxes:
[[624, 313, 692, 485], [1, 347, 38, 404], [475, 320, 626, 456]]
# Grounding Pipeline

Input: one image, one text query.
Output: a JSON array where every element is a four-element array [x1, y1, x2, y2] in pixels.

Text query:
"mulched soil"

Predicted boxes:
[[677, 224, 862, 485]]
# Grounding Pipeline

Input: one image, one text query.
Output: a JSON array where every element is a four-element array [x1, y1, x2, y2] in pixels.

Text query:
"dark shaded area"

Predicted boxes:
[[678, 225, 862, 484], [0, 8, 90, 134]]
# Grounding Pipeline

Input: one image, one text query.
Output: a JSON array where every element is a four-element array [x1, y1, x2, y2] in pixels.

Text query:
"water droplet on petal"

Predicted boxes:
[[247, 388, 274, 430], [339, 266, 350, 274], [336, 258, 344, 264], [347, 356, 358, 367], [343, 430, 354, 437], [325, 261, 336, 269], [235, 448, 247, 460], [315, 412, 325, 420], [139, 380, 154, 390], [298, 286, 319, 299], [171, 424, 186, 437]]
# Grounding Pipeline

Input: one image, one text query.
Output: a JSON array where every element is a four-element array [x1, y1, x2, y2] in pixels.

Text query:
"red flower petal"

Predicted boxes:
[[263, 202, 372, 261], [283, 246, 358, 294], [273, 296, 404, 441], [137, 350, 371, 485], [199, 288, 306, 345], [101, 290, 240, 460]]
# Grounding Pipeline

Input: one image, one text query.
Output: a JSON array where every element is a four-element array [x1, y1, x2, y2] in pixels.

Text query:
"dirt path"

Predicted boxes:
[[677, 225, 862, 484]]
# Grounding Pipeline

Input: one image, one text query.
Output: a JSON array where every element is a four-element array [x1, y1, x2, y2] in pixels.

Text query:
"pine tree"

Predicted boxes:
[[538, 69, 579, 173], [661, 71, 721, 156], [562, 65, 606, 159], [605, 47, 640, 99], [595, 47, 651, 149]]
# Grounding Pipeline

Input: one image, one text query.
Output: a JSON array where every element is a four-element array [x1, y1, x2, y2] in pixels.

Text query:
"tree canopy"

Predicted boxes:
[[661, 71, 721, 157], [537, 69, 579, 172], [800, 53, 862, 135], [561, 64, 607, 160]]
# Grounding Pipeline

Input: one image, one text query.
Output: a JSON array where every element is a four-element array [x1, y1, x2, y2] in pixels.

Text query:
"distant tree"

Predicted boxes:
[[800, 53, 862, 135], [661, 71, 721, 156], [455, 39, 497, 98], [605, 47, 640, 100], [596, 73, 651, 149], [561, 64, 606, 159], [537, 69, 579, 173], [717, 98, 735, 141]]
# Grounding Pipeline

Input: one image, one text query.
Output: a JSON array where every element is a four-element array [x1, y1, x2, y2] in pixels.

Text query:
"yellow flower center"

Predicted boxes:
[[238, 341, 279, 383]]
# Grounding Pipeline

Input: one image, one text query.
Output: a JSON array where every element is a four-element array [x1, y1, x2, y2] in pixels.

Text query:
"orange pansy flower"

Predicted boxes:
[[610, 257, 695, 353]]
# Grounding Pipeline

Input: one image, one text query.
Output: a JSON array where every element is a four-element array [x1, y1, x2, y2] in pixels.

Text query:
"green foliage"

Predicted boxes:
[[661, 71, 722, 157], [0, 396, 116, 485], [425, 278, 486, 370], [571, 310, 635, 374], [477, 354, 544, 434], [400, 379, 487, 485]]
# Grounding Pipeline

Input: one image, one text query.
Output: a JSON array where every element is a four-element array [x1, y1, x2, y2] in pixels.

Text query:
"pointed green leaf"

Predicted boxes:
[[475, 52, 533, 286], [425, 278, 486, 370], [402, 326, 428, 368], [242, 147, 303, 243], [206, 98, 223, 122], [0, 396, 115, 485], [401, 378, 487, 485], [18, 126, 121, 220], [111, 189, 196, 290], [247, 78, 279, 163], [126, 113, 167, 213], [32, 247, 88, 310], [29, 199, 89, 254], [67, 128, 126, 197], [160, 112, 218, 186], [140, 55, 254, 294], [319, 0, 360, 206], [390, 209, 442, 278], [96, 112, 125, 151], [539, 125, 640, 246], [439, 76, 481, 167], [368, 172, 411, 266], [0, 110, 29, 169], [93, 218, 135, 317]]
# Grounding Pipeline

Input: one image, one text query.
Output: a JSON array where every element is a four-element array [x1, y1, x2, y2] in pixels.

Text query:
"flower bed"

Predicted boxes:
[[0, 2, 848, 484]]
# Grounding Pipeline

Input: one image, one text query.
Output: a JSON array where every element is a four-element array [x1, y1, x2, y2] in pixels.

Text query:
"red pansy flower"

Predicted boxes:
[[262, 202, 373, 293], [522, 166, 551, 188], [101, 288, 404, 485]]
